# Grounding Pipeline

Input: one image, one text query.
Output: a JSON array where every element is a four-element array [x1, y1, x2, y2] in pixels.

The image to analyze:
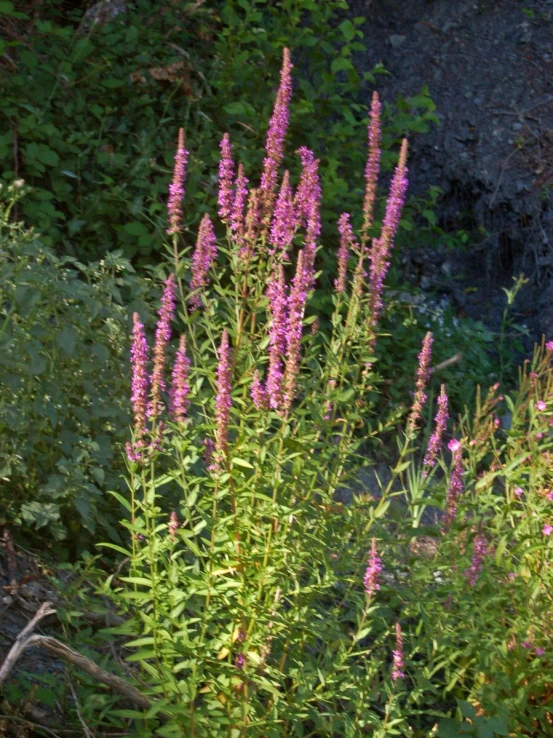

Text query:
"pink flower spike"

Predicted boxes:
[[391, 623, 405, 681], [442, 439, 463, 531], [364, 537, 382, 599], [218, 133, 235, 224], [283, 250, 308, 410], [169, 334, 191, 424], [407, 332, 433, 433], [190, 213, 218, 310], [536, 400, 547, 412], [127, 312, 150, 462], [260, 48, 293, 218], [547, 490, 553, 501], [542, 523, 553, 536], [294, 147, 321, 285], [167, 128, 188, 236], [464, 534, 487, 585], [215, 329, 232, 457], [250, 369, 268, 410], [335, 213, 357, 293], [266, 265, 289, 409], [362, 91, 382, 242], [230, 163, 249, 244], [270, 170, 295, 255], [149, 274, 177, 421], [423, 383, 448, 473], [546, 340, 553, 351]]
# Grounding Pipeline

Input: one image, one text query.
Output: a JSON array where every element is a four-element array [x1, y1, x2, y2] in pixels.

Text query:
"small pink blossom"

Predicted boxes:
[[514, 486, 524, 497], [542, 523, 553, 536], [546, 340, 553, 351], [536, 647, 545, 656], [547, 490, 553, 501], [536, 400, 547, 412]]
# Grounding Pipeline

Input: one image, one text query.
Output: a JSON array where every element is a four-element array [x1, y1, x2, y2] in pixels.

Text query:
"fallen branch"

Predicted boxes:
[[0, 601, 56, 685]]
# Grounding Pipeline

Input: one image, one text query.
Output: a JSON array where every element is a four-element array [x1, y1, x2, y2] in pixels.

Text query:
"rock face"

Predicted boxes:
[[350, 0, 553, 343]]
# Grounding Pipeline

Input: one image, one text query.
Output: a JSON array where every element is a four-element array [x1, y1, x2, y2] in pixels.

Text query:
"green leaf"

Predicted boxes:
[[339, 19, 356, 41], [55, 327, 78, 357], [232, 457, 254, 469], [20, 502, 60, 529]]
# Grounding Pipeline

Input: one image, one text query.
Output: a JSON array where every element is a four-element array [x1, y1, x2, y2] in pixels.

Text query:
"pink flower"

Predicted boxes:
[[547, 491, 553, 501], [282, 250, 309, 410], [250, 369, 268, 410], [294, 147, 321, 285], [266, 266, 289, 408], [167, 128, 188, 236], [270, 170, 295, 255], [335, 213, 357, 293], [542, 523, 553, 536], [149, 274, 177, 421], [391, 623, 405, 681], [363, 537, 382, 599], [407, 332, 433, 433], [230, 163, 249, 244], [442, 439, 463, 531], [536, 400, 547, 412], [215, 329, 232, 457], [190, 214, 218, 310], [423, 384, 449, 474], [546, 340, 553, 352], [169, 334, 191, 424], [536, 647, 545, 656], [464, 534, 487, 585], [514, 486, 524, 497], [126, 312, 150, 462], [362, 91, 381, 242], [168, 511, 179, 538], [218, 133, 235, 224]]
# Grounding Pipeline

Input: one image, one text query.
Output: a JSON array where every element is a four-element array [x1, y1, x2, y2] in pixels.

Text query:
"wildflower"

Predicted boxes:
[[250, 369, 268, 410], [202, 437, 215, 468], [230, 163, 249, 244], [218, 133, 235, 224], [266, 266, 288, 408], [362, 91, 381, 243], [260, 47, 293, 217], [391, 623, 405, 681], [168, 511, 179, 539], [442, 439, 463, 531], [169, 335, 190, 424], [423, 384, 448, 474], [269, 170, 295, 255], [126, 312, 150, 462], [367, 139, 408, 336], [547, 490, 553, 501], [234, 653, 246, 669], [464, 534, 487, 585], [407, 332, 433, 433], [363, 537, 382, 599], [243, 187, 261, 256], [508, 572, 517, 580], [335, 212, 357, 293], [536, 400, 547, 412], [546, 340, 553, 351], [294, 146, 321, 284], [542, 523, 553, 536], [215, 329, 232, 457], [521, 641, 532, 649], [190, 213, 217, 310], [167, 128, 188, 236], [536, 647, 545, 656], [148, 274, 177, 421], [514, 486, 524, 497], [282, 250, 308, 410]]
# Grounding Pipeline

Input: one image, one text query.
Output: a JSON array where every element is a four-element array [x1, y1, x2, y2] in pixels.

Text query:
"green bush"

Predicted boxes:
[[0, 181, 156, 546]]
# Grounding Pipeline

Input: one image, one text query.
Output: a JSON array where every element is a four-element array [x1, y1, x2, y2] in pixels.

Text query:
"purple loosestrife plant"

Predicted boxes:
[[423, 384, 449, 475], [167, 128, 188, 237], [215, 329, 232, 459], [250, 369, 268, 410], [218, 133, 235, 225], [464, 533, 487, 585], [190, 213, 217, 310], [283, 250, 308, 411], [367, 139, 408, 337], [392, 622, 405, 681], [269, 170, 295, 256], [335, 212, 357, 293], [148, 273, 177, 422], [407, 331, 433, 434], [243, 187, 261, 259], [294, 147, 321, 284], [443, 439, 464, 531], [266, 266, 288, 409], [169, 334, 190, 424], [362, 91, 382, 244], [126, 312, 149, 462], [260, 47, 293, 220], [364, 537, 382, 599], [230, 163, 249, 246]]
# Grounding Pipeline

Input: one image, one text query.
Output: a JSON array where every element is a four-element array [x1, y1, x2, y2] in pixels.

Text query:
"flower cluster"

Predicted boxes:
[[190, 214, 218, 310], [167, 128, 188, 236], [464, 534, 487, 585], [423, 383, 449, 474], [363, 537, 382, 599], [443, 439, 464, 531], [392, 622, 405, 681], [407, 331, 433, 433]]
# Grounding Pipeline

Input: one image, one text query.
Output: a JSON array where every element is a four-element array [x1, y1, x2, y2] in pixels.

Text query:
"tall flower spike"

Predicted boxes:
[[464, 534, 487, 585], [169, 334, 191, 424], [442, 439, 463, 531], [335, 213, 357, 293], [367, 139, 408, 336], [392, 623, 405, 681], [167, 128, 188, 236], [126, 312, 150, 462], [215, 329, 232, 458], [149, 274, 177, 421], [243, 187, 261, 258], [266, 265, 288, 409], [364, 537, 382, 599], [250, 369, 268, 410], [423, 384, 449, 474], [218, 133, 235, 224], [260, 48, 293, 219], [269, 170, 295, 255], [283, 250, 308, 410], [407, 331, 433, 433], [294, 147, 321, 283], [362, 92, 382, 243], [190, 213, 217, 310], [230, 163, 249, 244]]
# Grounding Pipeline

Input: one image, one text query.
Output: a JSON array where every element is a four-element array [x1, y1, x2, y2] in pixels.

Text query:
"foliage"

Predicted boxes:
[[0, 181, 156, 546], [0, 0, 438, 265]]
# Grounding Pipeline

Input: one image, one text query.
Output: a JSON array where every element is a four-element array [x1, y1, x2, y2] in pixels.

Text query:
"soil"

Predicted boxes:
[[349, 0, 553, 346]]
